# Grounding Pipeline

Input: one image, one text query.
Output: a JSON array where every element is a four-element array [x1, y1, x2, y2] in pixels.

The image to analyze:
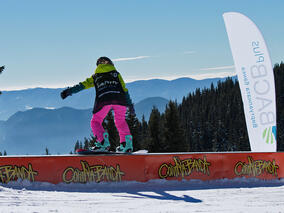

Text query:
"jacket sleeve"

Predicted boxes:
[[81, 76, 95, 89], [118, 73, 128, 92], [118, 73, 133, 106], [70, 76, 94, 94]]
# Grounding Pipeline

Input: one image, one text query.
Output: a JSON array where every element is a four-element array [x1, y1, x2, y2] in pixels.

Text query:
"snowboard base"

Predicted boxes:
[[75, 148, 148, 155]]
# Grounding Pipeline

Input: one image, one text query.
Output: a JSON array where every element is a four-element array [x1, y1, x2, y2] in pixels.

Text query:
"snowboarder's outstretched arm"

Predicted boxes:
[[60, 76, 94, 99]]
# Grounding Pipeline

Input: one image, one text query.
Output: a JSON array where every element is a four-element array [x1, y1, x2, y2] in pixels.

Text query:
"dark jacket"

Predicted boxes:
[[70, 64, 132, 113]]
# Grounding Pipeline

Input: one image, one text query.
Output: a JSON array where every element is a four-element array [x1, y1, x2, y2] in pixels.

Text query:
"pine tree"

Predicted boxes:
[[83, 137, 89, 149], [0, 66, 4, 74], [139, 115, 150, 150], [0, 65, 4, 95], [74, 140, 80, 153], [45, 147, 50, 155], [126, 109, 141, 151], [163, 101, 187, 152], [147, 107, 164, 152]]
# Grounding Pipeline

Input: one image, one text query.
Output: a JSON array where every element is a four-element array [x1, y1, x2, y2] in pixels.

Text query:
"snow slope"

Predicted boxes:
[[0, 178, 284, 213]]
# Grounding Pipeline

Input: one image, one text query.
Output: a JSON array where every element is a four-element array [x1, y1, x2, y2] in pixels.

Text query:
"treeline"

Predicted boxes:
[[74, 62, 284, 153]]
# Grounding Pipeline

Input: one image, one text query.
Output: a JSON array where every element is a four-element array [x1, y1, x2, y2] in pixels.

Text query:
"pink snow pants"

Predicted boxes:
[[91, 105, 130, 143]]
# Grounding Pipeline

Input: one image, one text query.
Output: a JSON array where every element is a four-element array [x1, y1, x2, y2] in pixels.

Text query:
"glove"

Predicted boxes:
[[129, 104, 136, 116], [61, 88, 72, 99]]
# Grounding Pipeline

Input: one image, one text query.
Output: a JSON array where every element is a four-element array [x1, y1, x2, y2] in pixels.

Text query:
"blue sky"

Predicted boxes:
[[0, 0, 283, 90]]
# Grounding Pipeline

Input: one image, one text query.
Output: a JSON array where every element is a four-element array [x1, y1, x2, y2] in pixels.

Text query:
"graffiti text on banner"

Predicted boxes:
[[158, 156, 211, 179], [0, 164, 38, 183], [62, 160, 125, 183], [234, 156, 279, 177]]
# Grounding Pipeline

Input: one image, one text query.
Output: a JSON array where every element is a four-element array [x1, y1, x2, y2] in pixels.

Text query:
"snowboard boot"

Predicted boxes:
[[91, 132, 110, 152], [116, 135, 133, 153]]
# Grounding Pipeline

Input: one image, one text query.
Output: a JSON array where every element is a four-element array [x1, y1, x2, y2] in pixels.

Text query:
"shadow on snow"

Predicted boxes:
[[1, 178, 284, 203]]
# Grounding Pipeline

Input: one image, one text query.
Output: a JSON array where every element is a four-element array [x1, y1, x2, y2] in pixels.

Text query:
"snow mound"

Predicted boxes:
[[1, 177, 284, 193]]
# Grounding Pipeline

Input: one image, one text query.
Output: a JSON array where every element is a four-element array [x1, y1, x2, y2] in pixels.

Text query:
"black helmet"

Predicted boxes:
[[96, 57, 114, 66]]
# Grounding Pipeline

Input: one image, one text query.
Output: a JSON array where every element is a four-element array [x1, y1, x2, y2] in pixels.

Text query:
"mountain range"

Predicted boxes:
[[0, 77, 234, 155], [0, 77, 232, 121]]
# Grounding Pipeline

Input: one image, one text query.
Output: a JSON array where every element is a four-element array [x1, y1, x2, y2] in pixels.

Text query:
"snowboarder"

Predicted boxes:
[[60, 57, 135, 152]]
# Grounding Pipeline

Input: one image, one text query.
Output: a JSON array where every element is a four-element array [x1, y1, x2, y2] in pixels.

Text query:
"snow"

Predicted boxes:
[[0, 178, 284, 213]]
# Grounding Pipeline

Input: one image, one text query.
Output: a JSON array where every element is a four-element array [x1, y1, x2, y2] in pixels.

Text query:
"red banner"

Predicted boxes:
[[0, 152, 283, 184]]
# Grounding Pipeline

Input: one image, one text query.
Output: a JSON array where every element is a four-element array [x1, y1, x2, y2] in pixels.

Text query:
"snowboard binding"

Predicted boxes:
[[91, 132, 110, 152], [116, 135, 133, 153]]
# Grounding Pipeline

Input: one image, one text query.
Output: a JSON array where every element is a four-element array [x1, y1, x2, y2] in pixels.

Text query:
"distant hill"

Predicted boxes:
[[0, 77, 234, 120], [0, 107, 93, 155], [135, 97, 169, 121], [0, 88, 95, 121]]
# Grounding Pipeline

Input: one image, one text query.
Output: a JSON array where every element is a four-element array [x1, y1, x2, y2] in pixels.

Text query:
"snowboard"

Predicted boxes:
[[75, 148, 148, 155]]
